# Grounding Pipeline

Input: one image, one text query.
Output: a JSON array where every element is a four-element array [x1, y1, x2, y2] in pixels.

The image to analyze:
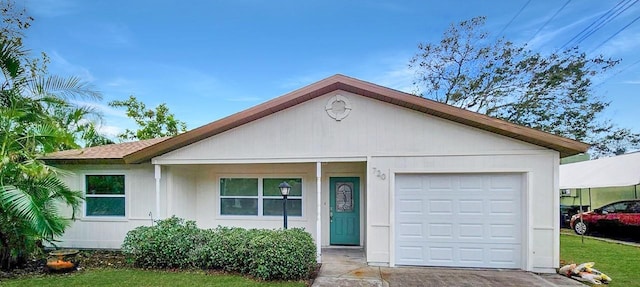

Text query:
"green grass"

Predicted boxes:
[[561, 233, 640, 287], [0, 268, 306, 287]]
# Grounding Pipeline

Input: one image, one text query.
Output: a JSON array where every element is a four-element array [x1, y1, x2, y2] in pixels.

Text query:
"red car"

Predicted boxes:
[[570, 200, 640, 235]]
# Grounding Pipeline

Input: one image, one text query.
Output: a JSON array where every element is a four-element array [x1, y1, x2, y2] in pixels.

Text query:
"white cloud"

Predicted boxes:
[[105, 77, 133, 88], [370, 65, 415, 94], [595, 32, 640, 55], [71, 100, 127, 118], [525, 13, 596, 51], [95, 124, 123, 138], [49, 51, 95, 81]]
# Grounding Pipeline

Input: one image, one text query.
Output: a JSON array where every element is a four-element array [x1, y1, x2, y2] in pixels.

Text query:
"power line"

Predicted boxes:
[[528, 0, 572, 43], [558, 0, 628, 51], [495, 0, 532, 40], [574, 0, 638, 47], [591, 14, 640, 53]]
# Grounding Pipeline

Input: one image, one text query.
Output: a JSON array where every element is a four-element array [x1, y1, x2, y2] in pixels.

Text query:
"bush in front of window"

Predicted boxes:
[[191, 227, 253, 273], [122, 217, 317, 281], [247, 228, 317, 280], [121, 216, 203, 269]]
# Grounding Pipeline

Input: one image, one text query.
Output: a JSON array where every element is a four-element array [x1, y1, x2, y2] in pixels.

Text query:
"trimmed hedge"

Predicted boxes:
[[122, 217, 317, 281], [121, 216, 204, 269]]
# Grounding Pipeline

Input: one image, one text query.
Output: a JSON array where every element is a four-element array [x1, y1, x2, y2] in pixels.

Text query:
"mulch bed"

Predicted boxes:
[[0, 249, 127, 280], [1, 250, 320, 285]]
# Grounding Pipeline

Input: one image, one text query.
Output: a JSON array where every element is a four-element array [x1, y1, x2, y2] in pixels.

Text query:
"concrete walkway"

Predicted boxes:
[[312, 248, 585, 287]]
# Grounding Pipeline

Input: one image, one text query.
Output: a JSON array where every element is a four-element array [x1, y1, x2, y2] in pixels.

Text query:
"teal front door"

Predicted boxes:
[[330, 177, 360, 245]]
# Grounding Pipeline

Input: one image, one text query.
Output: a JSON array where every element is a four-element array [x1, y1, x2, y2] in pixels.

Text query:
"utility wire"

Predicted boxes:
[[558, 0, 628, 51], [575, 0, 638, 47], [591, 14, 640, 53], [495, 0, 531, 40], [528, 0, 572, 43]]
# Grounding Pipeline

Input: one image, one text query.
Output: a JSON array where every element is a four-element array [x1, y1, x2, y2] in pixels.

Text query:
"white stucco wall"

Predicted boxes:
[[54, 164, 167, 249]]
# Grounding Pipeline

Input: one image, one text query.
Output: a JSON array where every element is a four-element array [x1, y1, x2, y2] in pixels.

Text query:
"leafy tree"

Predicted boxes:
[[0, 1, 98, 269], [409, 16, 640, 157], [109, 95, 187, 141], [48, 101, 114, 147]]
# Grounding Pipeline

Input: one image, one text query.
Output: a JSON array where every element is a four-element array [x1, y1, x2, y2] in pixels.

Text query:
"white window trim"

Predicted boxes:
[[218, 176, 303, 217], [83, 174, 126, 219]]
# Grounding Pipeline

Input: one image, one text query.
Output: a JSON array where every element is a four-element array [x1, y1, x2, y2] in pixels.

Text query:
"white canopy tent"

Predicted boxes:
[[560, 152, 640, 189]]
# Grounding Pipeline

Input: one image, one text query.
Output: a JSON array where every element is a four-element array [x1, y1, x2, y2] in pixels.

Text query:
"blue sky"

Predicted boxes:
[[22, 0, 640, 139]]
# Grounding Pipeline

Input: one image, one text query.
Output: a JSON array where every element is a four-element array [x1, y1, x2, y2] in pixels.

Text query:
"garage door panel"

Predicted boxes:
[[459, 223, 484, 239], [397, 246, 424, 262], [490, 200, 517, 215], [428, 200, 453, 214], [426, 176, 454, 189], [397, 199, 423, 215], [428, 223, 453, 239], [398, 223, 423, 238], [459, 200, 484, 215], [395, 173, 522, 269], [458, 175, 484, 189], [490, 224, 519, 240]]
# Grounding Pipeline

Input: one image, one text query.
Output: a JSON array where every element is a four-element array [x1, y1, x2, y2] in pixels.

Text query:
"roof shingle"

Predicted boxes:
[[42, 137, 171, 164]]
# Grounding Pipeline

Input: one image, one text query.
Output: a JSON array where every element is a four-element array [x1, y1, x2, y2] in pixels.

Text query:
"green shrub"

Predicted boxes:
[[122, 217, 317, 281], [191, 227, 252, 272], [247, 228, 317, 280], [122, 216, 202, 268]]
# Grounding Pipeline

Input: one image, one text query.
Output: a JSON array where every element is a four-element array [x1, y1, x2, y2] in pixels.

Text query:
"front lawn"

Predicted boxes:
[[0, 269, 306, 287], [561, 233, 640, 287]]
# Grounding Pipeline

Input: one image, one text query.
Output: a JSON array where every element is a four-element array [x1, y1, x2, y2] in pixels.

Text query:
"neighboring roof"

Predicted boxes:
[[560, 152, 640, 189], [45, 74, 588, 164], [42, 137, 170, 164]]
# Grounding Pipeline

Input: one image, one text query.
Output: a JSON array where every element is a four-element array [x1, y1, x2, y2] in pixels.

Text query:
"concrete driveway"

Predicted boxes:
[[312, 248, 584, 287]]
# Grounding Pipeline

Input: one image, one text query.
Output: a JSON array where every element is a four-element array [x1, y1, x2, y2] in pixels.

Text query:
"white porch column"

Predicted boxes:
[[316, 161, 322, 263], [154, 164, 161, 220]]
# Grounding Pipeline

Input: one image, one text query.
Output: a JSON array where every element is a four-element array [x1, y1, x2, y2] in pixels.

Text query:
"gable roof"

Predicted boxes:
[[44, 74, 588, 164]]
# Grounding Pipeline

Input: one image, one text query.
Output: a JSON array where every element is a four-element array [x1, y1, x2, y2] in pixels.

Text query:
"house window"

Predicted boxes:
[[262, 178, 302, 216], [219, 177, 302, 217], [219, 178, 259, 215], [85, 175, 125, 217]]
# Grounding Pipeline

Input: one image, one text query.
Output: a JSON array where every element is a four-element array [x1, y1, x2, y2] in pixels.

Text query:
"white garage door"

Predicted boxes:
[[395, 173, 522, 269]]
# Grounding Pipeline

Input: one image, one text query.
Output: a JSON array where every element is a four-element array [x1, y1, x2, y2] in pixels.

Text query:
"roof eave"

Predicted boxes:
[[44, 158, 128, 165]]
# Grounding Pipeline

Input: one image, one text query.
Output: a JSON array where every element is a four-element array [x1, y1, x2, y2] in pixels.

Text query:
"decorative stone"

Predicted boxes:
[[325, 94, 352, 121]]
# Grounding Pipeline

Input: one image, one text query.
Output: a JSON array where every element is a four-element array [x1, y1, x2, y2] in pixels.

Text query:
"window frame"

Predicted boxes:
[[218, 176, 303, 218], [83, 174, 127, 218]]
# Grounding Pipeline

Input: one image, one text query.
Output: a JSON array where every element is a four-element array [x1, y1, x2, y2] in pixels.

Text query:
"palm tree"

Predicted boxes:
[[0, 35, 99, 269]]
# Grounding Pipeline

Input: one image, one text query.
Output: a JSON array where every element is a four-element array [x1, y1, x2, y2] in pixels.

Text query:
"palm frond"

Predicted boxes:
[[28, 75, 102, 101], [0, 183, 73, 239], [0, 38, 26, 81]]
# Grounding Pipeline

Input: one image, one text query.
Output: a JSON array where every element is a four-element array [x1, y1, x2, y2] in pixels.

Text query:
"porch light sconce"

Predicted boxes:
[[279, 181, 292, 229]]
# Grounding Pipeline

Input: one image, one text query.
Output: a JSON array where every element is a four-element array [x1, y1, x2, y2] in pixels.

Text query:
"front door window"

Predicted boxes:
[[336, 182, 354, 212]]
